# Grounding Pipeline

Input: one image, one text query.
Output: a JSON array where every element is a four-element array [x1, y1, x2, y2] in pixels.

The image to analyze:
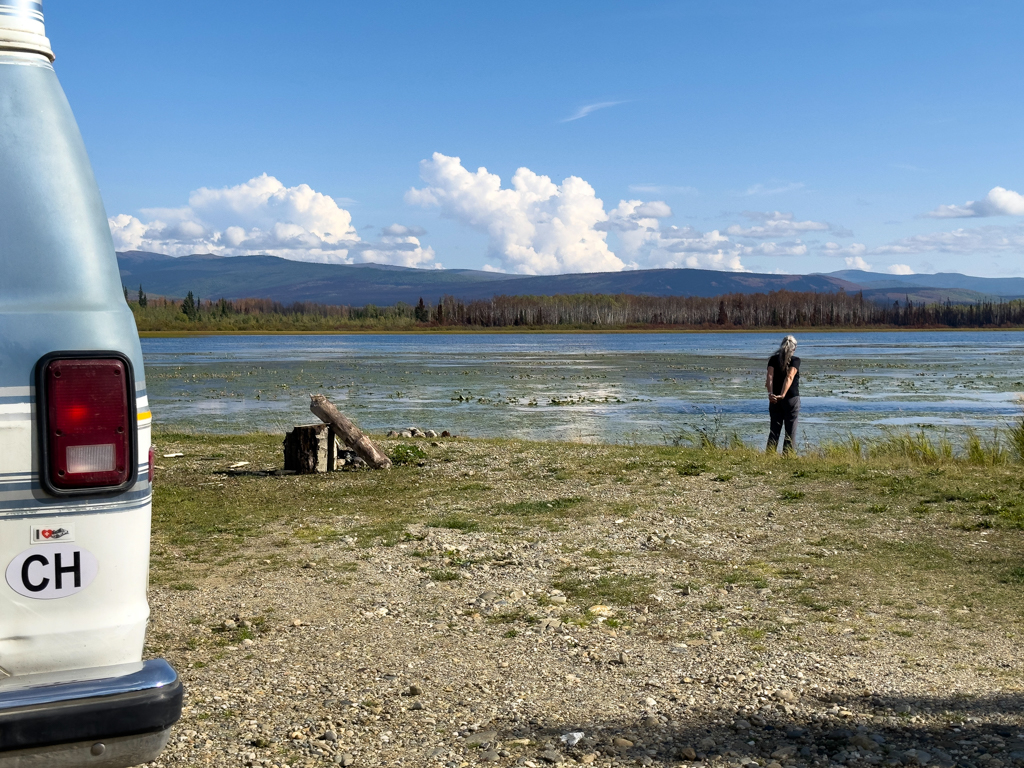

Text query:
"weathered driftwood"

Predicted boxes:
[[310, 394, 392, 470], [283, 423, 336, 474]]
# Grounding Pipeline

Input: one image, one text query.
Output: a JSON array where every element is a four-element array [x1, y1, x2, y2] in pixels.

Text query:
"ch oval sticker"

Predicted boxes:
[[6, 544, 98, 600]]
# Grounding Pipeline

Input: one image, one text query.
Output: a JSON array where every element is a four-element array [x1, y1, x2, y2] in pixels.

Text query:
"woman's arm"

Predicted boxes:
[[765, 366, 774, 393], [778, 366, 798, 398]]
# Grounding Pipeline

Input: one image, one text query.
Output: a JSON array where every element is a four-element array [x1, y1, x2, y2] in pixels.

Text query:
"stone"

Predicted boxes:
[[613, 738, 634, 748], [697, 737, 716, 751], [644, 715, 659, 728], [772, 746, 798, 759], [479, 751, 499, 762], [580, 755, 597, 765], [479, 591, 498, 601], [411, 701, 424, 711], [588, 605, 614, 617], [539, 750, 564, 764], [549, 595, 567, 605], [222, 619, 236, 629], [338, 754, 354, 767], [425, 430, 438, 438], [679, 747, 697, 760], [767, 763, 783, 768], [408, 684, 423, 696], [465, 730, 498, 746], [850, 734, 879, 752], [734, 719, 751, 730], [323, 731, 337, 742]]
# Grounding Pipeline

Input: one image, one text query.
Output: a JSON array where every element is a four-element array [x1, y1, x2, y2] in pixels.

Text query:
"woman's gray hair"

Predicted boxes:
[[778, 335, 797, 371]]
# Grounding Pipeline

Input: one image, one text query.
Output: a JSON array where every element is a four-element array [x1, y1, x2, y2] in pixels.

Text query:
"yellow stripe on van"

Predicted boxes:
[[137, 410, 152, 421]]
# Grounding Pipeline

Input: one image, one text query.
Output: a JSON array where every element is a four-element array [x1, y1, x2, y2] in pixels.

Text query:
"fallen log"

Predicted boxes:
[[309, 394, 392, 470]]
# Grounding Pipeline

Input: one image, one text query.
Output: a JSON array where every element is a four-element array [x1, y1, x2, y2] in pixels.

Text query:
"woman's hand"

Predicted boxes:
[[768, 393, 779, 404]]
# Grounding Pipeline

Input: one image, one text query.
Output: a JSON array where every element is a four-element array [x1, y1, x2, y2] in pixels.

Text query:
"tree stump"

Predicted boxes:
[[283, 424, 337, 474]]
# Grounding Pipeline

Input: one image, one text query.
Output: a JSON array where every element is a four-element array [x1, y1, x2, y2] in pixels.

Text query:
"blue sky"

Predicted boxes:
[[46, 0, 1024, 276]]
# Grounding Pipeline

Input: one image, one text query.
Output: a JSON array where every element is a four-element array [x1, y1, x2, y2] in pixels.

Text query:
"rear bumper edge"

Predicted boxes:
[[0, 728, 172, 768], [0, 659, 183, 752]]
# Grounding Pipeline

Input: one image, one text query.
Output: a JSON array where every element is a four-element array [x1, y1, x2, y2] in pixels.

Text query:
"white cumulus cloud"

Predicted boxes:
[[407, 153, 757, 274], [925, 186, 1024, 218], [887, 264, 915, 275], [109, 174, 438, 268], [407, 153, 626, 275]]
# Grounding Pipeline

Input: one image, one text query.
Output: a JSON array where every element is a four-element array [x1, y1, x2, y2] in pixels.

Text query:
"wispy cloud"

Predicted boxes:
[[738, 181, 805, 197], [560, 100, 625, 123], [628, 184, 698, 196]]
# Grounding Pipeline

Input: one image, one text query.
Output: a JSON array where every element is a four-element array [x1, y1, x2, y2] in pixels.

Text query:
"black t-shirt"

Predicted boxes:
[[768, 353, 800, 399]]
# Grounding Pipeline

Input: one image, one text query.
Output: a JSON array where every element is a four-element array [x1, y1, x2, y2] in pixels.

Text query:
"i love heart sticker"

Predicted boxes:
[[30, 523, 75, 545]]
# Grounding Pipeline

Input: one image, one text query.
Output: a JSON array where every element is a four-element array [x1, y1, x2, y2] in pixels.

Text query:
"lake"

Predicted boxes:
[[141, 330, 1024, 446]]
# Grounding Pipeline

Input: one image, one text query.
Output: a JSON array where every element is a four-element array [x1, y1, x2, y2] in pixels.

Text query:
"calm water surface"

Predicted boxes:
[[141, 331, 1024, 445]]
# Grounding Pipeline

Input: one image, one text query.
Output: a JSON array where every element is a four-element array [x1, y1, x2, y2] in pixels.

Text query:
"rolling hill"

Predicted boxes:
[[116, 251, 1019, 307]]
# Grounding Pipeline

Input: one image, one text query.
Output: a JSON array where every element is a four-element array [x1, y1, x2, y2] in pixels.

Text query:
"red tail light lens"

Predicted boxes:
[[38, 354, 136, 494]]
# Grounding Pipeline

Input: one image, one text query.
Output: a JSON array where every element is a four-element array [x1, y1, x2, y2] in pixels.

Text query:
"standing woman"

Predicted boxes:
[[765, 335, 801, 453]]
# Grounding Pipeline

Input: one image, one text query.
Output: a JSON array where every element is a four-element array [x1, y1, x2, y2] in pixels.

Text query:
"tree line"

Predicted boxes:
[[124, 284, 1024, 331]]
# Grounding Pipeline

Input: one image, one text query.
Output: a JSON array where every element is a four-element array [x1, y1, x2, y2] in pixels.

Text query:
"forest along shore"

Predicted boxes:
[[146, 432, 1024, 768], [126, 289, 1024, 334]]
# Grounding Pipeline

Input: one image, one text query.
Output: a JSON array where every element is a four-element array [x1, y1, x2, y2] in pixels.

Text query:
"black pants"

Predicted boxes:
[[767, 396, 800, 454]]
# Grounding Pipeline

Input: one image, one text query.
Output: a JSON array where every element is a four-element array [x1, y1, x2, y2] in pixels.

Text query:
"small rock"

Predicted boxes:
[[644, 715, 659, 728], [337, 754, 354, 767], [613, 738, 634, 748], [479, 591, 498, 602], [410, 701, 424, 711], [697, 737, 716, 751], [588, 605, 614, 617], [479, 750, 499, 762], [465, 730, 498, 746], [549, 595, 567, 605], [679, 747, 697, 761], [222, 619, 236, 630], [767, 762, 783, 768], [734, 719, 751, 731], [242, 638, 254, 647], [425, 430, 438, 438], [408, 684, 422, 696], [772, 746, 798, 760], [323, 731, 337, 742], [580, 755, 597, 765], [539, 750, 564, 764]]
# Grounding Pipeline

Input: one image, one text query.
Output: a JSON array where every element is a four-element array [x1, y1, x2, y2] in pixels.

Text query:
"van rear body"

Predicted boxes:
[[0, 3, 182, 765]]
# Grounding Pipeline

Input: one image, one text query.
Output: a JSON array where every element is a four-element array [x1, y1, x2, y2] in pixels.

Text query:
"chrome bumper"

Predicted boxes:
[[0, 659, 182, 765]]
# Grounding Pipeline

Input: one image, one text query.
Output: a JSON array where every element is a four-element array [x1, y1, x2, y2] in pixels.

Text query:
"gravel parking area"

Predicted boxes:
[[144, 434, 1024, 768]]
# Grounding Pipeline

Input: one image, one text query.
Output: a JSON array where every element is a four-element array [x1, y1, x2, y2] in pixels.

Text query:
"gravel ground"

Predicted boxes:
[[143, 435, 1024, 768]]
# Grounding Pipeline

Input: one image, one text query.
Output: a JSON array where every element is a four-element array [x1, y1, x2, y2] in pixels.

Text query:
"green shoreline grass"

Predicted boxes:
[[150, 426, 1024, 634]]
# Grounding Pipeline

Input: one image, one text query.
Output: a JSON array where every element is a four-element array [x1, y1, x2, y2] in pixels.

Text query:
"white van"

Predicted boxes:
[[0, 3, 182, 766]]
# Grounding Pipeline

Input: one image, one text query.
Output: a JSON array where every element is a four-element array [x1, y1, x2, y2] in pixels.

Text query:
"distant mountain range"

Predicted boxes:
[[116, 251, 1024, 307]]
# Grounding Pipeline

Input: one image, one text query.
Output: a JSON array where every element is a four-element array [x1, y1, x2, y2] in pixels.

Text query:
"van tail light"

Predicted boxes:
[[37, 353, 137, 495]]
